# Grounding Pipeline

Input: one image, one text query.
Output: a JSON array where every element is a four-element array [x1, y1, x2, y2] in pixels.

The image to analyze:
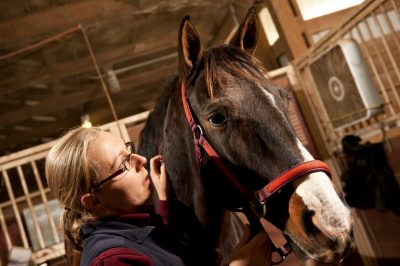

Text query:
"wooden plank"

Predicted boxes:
[[303, 6, 359, 37], [0, 0, 219, 49], [31, 160, 60, 244], [0, 207, 12, 249], [1, 170, 29, 248], [0, 82, 163, 151], [17, 165, 46, 249]]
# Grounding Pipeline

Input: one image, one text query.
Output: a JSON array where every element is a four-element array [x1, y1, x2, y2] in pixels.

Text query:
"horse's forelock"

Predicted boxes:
[[201, 45, 270, 98]]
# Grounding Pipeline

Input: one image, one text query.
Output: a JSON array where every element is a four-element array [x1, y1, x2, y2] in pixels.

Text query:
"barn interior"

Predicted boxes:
[[1, 0, 400, 265]]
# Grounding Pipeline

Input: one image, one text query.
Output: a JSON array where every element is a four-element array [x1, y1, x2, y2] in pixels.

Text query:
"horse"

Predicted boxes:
[[138, 8, 354, 266]]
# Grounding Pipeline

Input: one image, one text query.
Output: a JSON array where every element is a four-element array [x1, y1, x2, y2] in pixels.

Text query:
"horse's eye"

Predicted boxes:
[[209, 113, 226, 126]]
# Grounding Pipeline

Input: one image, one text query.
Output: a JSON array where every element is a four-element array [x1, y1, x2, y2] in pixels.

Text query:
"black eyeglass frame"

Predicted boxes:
[[89, 141, 135, 191]]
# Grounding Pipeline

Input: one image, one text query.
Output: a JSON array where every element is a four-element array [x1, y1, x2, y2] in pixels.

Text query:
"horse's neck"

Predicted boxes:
[[161, 80, 207, 210], [141, 78, 222, 210], [139, 76, 243, 265]]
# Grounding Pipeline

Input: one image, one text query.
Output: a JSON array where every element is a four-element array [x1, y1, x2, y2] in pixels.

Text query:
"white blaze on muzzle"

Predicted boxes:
[[295, 139, 352, 233]]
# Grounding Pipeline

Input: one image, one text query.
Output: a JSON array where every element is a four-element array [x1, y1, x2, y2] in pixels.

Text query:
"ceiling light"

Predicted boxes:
[[106, 69, 121, 93], [32, 116, 57, 122], [31, 83, 48, 89], [25, 100, 40, 106], [80, 114, 92, 128], [14, 126, 33, 131]]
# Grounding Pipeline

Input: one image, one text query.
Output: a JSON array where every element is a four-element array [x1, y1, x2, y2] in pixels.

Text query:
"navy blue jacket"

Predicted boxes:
[[80, 202, 185, 266]]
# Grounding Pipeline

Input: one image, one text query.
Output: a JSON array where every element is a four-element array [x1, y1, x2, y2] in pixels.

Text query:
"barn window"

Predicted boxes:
[[259, 7, 280, 46], [296, 0, 365, 21]]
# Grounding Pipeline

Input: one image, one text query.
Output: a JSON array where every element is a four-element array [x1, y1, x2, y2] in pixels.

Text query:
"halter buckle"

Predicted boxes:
[[250, 192, 267, 218]]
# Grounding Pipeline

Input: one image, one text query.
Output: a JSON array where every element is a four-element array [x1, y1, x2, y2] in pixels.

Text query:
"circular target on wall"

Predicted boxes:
[[328, 76, 345, 101]]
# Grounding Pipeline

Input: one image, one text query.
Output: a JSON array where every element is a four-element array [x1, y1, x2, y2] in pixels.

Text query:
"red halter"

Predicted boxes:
[[181, 82, 331, 264], [181, 82, 331, 200]]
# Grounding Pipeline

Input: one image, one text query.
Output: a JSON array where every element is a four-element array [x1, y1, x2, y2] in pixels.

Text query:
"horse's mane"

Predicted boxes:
[[138, 75, 179, 157]]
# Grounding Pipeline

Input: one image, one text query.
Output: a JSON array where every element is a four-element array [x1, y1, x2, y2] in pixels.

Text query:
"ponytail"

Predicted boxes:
[[61, 208, 86, 251]]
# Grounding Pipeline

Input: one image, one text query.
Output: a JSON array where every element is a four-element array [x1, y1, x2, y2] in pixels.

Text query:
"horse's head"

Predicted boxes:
[[177, 9, 354, 264]]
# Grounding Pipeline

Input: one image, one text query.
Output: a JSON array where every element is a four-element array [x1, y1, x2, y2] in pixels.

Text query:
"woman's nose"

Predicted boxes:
[[131, 153, 147, 171]]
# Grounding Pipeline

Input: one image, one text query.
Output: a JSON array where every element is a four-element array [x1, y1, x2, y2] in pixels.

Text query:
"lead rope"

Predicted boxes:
[[241, 201, 291, 265]]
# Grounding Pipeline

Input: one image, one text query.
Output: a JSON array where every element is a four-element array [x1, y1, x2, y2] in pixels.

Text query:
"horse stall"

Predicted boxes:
[[0, 64, 364, 266], [0, 0, 399, 265], [288, 0, 400, 265], [0, 62, 319, 266]]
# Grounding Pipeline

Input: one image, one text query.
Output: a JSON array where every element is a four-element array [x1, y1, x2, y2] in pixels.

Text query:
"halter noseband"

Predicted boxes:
[[181, 82, 331, 264]]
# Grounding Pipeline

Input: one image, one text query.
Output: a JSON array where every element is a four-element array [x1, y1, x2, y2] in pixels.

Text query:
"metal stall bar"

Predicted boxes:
[[17, 165, 45, 249], [1, 170, 29, 248], [31, 161, 60, 243]]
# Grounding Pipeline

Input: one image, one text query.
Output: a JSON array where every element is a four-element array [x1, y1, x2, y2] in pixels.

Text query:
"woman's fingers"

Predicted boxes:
[[150, 155, 162, 177], [149, 155, 168, 200]]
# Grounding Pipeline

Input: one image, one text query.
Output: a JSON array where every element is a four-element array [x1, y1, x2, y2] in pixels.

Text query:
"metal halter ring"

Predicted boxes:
[[194, 125, 204, 139]]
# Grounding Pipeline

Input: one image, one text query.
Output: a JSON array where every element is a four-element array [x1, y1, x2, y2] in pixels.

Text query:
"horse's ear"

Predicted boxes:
[[178, 15, 203, 81], [229, 7, 259, 54]]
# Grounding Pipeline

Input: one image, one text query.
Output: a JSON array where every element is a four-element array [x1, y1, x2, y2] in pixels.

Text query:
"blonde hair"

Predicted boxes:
[[45, 127, 102, 250]]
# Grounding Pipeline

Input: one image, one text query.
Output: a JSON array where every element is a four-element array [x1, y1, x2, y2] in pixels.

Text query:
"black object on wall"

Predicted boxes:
[[341, 135, 400, 214]]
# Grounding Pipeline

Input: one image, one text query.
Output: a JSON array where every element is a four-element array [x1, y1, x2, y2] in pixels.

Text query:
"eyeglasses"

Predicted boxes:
[[90, 141, 136, 191]]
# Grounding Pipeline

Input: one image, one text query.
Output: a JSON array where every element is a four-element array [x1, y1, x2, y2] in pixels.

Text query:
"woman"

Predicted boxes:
[[45, 127, 271, 265]]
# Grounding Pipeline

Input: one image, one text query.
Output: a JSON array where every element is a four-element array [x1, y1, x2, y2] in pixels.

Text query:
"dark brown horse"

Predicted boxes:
[[138, 9, 354, 266]]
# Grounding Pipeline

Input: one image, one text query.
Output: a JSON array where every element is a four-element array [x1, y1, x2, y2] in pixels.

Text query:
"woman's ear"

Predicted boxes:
[[81, 193, 101, 211]]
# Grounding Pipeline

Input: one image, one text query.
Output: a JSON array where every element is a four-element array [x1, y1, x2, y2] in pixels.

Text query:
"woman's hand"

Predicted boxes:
[[149, 155, 169, 200], [229, 224, 271, 266]]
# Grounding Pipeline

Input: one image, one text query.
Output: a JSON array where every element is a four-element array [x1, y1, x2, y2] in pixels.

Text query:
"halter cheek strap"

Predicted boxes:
[[181, 82, 247, 194], [181, 82, 332, 197]]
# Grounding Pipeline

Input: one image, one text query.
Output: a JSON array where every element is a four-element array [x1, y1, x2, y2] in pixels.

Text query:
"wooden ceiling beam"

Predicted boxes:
[[0, 63, 177, 127], [0, 112, 80, 153], [0, 43, 177, 96], [0, 0, 223, 49], [0, 83, 162, 151], [0, 0, 148, 48], [82, 85, 162, 124]]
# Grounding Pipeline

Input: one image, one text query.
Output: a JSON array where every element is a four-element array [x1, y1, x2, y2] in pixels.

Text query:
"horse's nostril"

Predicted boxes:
[[302, 210, 319, 235], [302, 210, 351, 240]]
